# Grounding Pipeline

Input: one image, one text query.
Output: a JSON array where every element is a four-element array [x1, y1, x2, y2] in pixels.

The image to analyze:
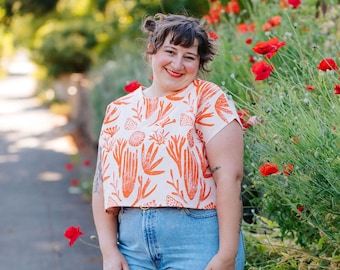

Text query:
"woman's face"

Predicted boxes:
[[149, 35, 200, 96]]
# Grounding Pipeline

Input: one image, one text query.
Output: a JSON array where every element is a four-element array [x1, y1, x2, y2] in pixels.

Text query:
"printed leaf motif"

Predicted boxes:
[[215, 94, 232, 123], [167, 135, 186, 177], [144, 98, 159, 119], [183, 149, 199, 200], [122, 149, 138, 198], [104, 106, 119, 124], [142, 143, 165, 175], [196, 106, 214, 126], [113, 139, 128, 177]]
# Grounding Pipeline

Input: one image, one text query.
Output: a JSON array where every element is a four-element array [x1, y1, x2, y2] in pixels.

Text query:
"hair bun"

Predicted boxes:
[[143, 19, 156, 33]]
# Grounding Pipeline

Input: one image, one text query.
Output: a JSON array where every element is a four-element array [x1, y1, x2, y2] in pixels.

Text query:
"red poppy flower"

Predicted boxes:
[[334, 84, 340, 95], [305, 85, 315, 91], [249, 56, 256, 63], [268, 16, 281, 27], [253, 38, 286, 57], [283, 164, 294, 176], [237, 109, 249, 118], [251, 61, 274, 81], [245, 38, 252, 44], [70, 179, 80, 187], [259, 162, 280, 176], [64, 226, 84, 246], [83, 160, 91, 167], [288, 0, 301, 8], [297, 205, 305, 212], [317, 58, 338, 71], [208, 31, 218, 40], [124, 80, 142, 93], [65, 163, 74, 171]]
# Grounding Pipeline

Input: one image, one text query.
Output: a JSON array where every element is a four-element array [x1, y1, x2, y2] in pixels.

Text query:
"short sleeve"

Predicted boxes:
[[195, 81, 241, 144]]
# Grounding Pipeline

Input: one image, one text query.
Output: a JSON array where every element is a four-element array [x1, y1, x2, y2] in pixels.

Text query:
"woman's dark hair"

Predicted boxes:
[[142, 13, 217, 73]]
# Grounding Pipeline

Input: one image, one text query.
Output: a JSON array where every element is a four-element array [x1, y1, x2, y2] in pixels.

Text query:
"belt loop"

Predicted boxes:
[[140, 206, 150, 211]]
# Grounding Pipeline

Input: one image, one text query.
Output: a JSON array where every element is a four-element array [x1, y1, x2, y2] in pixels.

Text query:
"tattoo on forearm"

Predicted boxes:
[[211, 166, 221, 174], [92, 146, 103, 193]]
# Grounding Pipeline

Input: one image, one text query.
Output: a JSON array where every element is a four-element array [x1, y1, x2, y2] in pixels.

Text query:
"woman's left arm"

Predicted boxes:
[[205, 120, 244, 270]]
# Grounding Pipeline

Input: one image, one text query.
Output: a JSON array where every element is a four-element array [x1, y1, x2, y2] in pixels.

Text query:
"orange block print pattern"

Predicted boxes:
[[99, 79, 240, 211]]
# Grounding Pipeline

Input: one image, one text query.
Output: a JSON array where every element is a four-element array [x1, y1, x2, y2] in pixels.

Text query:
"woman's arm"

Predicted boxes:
[[92, 147, 129, 270], [205, 120, 244, 270]]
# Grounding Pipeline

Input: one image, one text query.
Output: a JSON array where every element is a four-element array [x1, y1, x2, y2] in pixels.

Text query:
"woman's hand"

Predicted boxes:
[[205, 253, 235, 270], [103, 248, 129, 270]]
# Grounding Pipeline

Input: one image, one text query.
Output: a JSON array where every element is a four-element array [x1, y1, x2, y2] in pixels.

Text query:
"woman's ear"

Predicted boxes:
[[147, 43, 154, 51]]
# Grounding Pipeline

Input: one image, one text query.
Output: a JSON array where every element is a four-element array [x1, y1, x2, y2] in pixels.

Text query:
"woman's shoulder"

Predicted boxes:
[[192, 78, 223, 96], [108, 87, 143, 107]]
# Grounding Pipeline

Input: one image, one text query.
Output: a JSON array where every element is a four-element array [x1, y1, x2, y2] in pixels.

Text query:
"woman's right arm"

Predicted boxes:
[[92, 146, 129, 270]]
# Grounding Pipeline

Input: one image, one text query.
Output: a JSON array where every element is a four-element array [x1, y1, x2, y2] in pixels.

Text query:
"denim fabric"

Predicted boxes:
[[117, 207, 245, 270]]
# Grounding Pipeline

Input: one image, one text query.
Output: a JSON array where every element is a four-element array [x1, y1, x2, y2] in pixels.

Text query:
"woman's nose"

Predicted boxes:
[[171, 56, 184, 70]]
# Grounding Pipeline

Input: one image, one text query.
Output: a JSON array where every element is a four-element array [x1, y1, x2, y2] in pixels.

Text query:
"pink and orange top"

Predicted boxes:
[[98, 78, 241, 213]]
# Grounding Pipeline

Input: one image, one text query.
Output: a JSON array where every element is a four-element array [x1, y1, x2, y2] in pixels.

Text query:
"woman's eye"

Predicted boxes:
[[166, 50, 175, 55], [185, 56, 195, 61]]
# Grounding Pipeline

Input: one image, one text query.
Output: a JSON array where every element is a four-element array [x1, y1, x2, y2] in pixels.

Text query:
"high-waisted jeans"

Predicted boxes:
[[117, 207, 245, 270]]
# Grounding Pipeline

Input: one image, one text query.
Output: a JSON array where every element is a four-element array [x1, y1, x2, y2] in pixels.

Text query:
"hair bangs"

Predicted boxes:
[[169, 25, 197, 48]]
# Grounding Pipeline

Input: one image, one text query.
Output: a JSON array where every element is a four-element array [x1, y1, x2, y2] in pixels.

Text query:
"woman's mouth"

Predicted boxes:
[[165, 68, 183, 78]]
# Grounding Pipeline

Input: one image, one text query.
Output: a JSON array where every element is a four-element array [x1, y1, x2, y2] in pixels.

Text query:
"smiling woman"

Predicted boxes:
[[92, 13, 245, 270]]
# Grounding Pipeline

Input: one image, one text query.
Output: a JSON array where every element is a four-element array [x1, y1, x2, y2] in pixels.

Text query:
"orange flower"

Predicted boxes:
[[251, 61, 274, 81], [237, 23, 256, 33], [317, 58, 338, 71], [124, 80, 142, 93], [280, 0, 289, 9], [292, 136, 299, 143], [262, 22, 273, 32], [259, 162, 280, 176], [268, 16, 281, 27], [225, 0, 240, 14], [262, 16, 281, 31], [64, 226, 84, 246], [283, 164, 294, 176]]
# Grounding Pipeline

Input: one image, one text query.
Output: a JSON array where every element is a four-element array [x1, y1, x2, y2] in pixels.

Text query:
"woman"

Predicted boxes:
[[92, 13, 245, 270]]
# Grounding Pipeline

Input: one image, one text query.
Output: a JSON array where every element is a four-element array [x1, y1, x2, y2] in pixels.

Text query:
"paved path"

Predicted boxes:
[[0, 71, 102, 269]]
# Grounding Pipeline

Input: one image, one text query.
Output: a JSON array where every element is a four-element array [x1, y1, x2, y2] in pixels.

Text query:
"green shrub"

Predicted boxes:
[[89, 42, 150, 138], [31, 17, 99, 78]]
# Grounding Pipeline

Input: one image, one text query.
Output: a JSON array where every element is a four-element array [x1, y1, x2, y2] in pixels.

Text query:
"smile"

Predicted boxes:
[[165, 68, 183, 78]]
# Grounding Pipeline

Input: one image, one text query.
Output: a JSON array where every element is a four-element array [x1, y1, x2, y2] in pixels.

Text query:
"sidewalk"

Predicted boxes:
[[0, 61, 102, 269]]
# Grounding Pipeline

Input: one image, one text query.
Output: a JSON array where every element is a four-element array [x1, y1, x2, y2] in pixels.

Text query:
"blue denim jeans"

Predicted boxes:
[[117, 207, 245, 270]]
